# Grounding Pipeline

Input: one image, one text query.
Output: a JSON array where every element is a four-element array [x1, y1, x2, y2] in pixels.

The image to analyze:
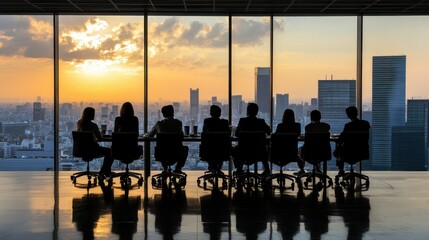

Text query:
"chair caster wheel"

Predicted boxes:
[[203, 181, 207, 189], [222, 180, 228, 189], [138, 178, 143, 186], [70, 176, 74, 181], [291, 182, 295, 191], [197, 179, 201, 185], [317, 181, 323, 191]]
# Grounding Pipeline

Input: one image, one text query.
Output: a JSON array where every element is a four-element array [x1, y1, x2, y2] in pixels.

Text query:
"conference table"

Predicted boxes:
[[101, 134, 339, 179]]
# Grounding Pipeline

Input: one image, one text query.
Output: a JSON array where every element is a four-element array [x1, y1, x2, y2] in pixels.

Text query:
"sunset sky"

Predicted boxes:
[[0, 15, 428, 104]]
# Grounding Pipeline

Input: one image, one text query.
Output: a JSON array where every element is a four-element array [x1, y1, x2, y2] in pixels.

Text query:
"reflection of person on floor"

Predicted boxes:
[[302, 191, 330, 240], [77, 107, 113, 177], [111, 195, 141, 240], [148, 105, 188, 174], [200, 189, 230, 240], [270, 193, 300, 239], [151, 188, 188, 240]]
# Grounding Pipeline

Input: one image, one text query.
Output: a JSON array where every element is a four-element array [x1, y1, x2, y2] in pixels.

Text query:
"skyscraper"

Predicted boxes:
[[371, 55, 406, 170], [190, 88, 199, 121], [255, 67, 270, 114], [275, 94, 289, 123], [33, 102, 45, 121], [318, 80, 356, 134]]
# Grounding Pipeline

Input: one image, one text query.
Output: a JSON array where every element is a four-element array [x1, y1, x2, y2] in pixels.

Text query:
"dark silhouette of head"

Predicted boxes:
[[81, 107, 95, 122], [161, 105, 174, 118], [282, 109, 296, 124], [120, 102, 135, 118], [310, 110, 321, 122], [346, 106, 359, 120], [246, 103, 259, 117], [210, 105, 221, 118]]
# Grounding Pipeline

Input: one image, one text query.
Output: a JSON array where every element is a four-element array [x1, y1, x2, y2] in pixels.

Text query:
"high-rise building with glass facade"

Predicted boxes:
[[190, 88, 199, 122], [255, 67, 270, 114], [275, 93, 289, 124], [318, 80, 356, 134], [371, 55, 406, 170]]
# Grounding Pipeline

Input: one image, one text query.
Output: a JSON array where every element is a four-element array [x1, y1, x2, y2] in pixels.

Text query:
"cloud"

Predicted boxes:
[[0, 16, 53, 58], [232, 17, 285, 47]]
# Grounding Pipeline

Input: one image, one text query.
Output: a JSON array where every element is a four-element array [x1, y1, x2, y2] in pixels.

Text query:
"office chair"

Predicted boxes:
[[111, 132, 143, 189], [197, 132, 231, 190], [151, 132, 187, 189], [297, 132, 333, 191], [70, 131, 102, 187], [334, 131, 370, 191], [232, 131, 268, 191], [266, 133, 298, 192]]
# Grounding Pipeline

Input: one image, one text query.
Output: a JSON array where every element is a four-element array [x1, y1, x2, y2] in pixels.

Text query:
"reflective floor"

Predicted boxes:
[[0, 171, 428, 239]]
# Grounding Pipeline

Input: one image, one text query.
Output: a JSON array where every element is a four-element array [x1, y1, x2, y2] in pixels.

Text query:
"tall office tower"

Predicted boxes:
[[111, 105, 119, 117], [101, 106, 109, 119], [318, 80, 356, 134], [372, 55, 406, 170], [275, 94, 289, 122], [190, 88, 199, 121], [311, 98, 318, 108], [403, 99, 429, 170], [392, 126, 426, 170], [232, 95, 243, 115], [33, 102, 45, 121], [255, 67, 271, 114], [60, 103, 73, 116], [211, 96, 220, 106], [172, 102, 180, 113]]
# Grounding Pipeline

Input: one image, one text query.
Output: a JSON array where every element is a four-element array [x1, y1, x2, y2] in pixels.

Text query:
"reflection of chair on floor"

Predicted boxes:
[[198, 132, 231, 190], [297, 132, 333, 191], [232, 131, 267, 191], [270, 194, 300, 239], [200, 189, 230, 240], [70, 131, 101, 187], [266, 133, 298, 191], [72, 193, 111, 239], [151, 133, 187, 189], [150, 188, 188, 239], [233, 191, 268, 240], [111, 195, 141, 240], [111, 132, 143, 189], [335, 131, 370, 191], [302, 191, 330, 240]]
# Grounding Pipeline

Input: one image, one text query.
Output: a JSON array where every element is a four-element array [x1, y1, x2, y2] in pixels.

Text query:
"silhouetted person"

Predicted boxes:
[[77, 107, 113, 177], [148, 105, 188, 173], [114, 102, 142, 156], [202, 105, 230, 171], [335, 106, 370, 176], [114, 102, 139, 133], [202, 105, 230, 132], [275, 109, 305, 175], [303, 110, 330, 172], [233, 103, 271, 175]]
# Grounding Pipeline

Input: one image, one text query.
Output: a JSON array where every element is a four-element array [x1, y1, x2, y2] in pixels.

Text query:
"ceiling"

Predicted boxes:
[[0, 0, 429, 15]]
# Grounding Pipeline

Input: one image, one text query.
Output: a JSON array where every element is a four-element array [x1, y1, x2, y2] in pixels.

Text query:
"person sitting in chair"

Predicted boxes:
[[232, 103, 271, 175], [148, 105, 188, 174], [77, 107, 113, 178], [202, 105, 230, 171], [335, 106, 370, 176]]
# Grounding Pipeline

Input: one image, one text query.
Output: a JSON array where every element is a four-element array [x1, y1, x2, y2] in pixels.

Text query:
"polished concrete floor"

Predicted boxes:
[[0, 171, 428, 240]]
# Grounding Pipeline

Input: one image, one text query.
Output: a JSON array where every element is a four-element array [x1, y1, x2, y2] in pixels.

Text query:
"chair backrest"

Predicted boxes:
[[303, 132, 331, 163], [340, 131, 370, 163], [112, 132, 140, 163], [270, 133, 299, 166], [236, 131, 267, 165], [155, 132, 184, 163], [200, 132, 231, 162], [72, 131, 99, 161]]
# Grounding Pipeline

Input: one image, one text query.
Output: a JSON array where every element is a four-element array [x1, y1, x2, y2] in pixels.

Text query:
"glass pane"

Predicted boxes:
[[232, 17, 270, 127], [273, 17, 357, 135], [59, 16, 144, 171], [148, 16, 228, 170], [0, 16, 54, 170], [363, 16, 429, 170]]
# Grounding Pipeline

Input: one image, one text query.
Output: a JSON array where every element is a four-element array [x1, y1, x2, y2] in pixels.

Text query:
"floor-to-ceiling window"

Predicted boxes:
[[148, 16, 228, 170], [231, 17, 271, 127], [363, 16, 429, 170], [59, 16, 145, 171], [0, 15, 54, 170]]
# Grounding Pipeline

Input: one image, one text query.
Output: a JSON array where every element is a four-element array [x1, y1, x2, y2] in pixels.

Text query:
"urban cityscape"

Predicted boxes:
[[1, 55, 428, 171]]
